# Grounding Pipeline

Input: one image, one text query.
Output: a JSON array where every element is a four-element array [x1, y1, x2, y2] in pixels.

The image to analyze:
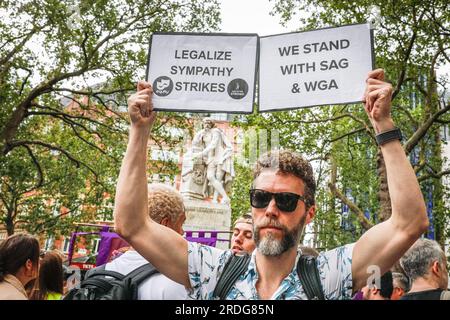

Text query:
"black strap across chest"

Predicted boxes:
[[213, 253, 325, 300]]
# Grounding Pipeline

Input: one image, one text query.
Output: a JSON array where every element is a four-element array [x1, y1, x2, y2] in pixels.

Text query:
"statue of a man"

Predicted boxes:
[[190, 118, 234, 204], [180, 136, 207, 200]]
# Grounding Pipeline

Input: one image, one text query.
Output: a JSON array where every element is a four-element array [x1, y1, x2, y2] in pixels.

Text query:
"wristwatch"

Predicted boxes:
[[375, 128, 403, 146]]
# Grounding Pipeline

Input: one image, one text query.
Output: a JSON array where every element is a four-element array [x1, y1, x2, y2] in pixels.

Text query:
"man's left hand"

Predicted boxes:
[[363, 69, 395, 133]]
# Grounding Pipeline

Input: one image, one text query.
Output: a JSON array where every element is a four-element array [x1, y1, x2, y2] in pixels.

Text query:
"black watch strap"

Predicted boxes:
[[375, 128, 402, 146]]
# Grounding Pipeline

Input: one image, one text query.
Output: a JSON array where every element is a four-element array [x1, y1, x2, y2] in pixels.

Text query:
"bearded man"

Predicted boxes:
[[114, 69, 428, 299]]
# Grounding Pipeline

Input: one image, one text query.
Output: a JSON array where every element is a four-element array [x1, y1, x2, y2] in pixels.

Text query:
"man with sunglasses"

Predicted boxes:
[[114, 68, 428, 299]]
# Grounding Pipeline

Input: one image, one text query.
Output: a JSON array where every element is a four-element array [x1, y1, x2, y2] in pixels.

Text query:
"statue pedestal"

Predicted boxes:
[[183, 200, 231, 250]]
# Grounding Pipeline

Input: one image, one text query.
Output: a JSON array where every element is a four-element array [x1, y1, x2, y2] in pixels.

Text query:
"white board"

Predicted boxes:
[[259, 23, 374, 111], [146, 33, 258, 113]]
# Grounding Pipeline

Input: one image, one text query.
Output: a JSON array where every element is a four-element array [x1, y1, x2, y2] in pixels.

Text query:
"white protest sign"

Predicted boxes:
[[259, 23, 374, 111], [146, 33, 258, 113]]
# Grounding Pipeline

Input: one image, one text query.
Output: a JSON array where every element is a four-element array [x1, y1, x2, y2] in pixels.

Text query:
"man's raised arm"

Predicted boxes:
[[114, 81, 190, 288], [352, 69, 429, 291]]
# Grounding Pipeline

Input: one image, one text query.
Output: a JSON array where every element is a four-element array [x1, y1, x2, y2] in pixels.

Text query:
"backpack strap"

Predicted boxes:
[[85, 264, 126, 281], [213, 254, 251, 299], [297, 255, 325, 300], [123, 263, 160, 285], [212, 253, 325, 300]]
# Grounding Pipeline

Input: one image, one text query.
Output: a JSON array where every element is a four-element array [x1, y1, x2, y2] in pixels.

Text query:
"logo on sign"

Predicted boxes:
[[153, 76, 174, 96], [227, 79, 248, 100]]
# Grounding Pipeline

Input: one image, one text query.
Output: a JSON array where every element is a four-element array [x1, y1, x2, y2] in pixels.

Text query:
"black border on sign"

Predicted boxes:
[[370, 26, 376, 70], [257, 22, 376, 113], [145, 32, 260, 114]]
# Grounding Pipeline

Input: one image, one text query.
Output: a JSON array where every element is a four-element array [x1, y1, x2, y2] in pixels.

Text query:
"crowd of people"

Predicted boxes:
[[0, 68, 448, 300], [1, 221, 449, 300], [0, 234, 78, 300]]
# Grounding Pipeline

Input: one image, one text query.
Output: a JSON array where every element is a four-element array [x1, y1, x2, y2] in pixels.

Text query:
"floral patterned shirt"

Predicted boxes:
[[187, 242, 355, 300]]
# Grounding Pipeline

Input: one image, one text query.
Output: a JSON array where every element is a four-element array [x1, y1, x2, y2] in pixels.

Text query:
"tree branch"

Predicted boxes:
[[404, 104, 450, 154], [26, 111, 100, 136], [286, 112, 357, 124], [4, 140, 104, 187], [269, 111, 375, 144], [392, 30, 418, 100], [89, 93, 128, 123], [17, 66, 33, 96], [418, 164, 450, 182], [328, 182, 373, 230], [52, 87, 131, 124], [86, 8, 165, 63], [396, 104, 419, 127], [429, 5, 450, 35], [30, 103, 121, 133], [0, 64, 97, 147], [414, 160, 427, 174], [19, 144, 44, 195], [30, 188, 97, 234], [414, 79, 428, 97], [67, 122, 110, 157], [326, 127, 366, 144], [0, 26, 38, 67], [0, 192, 11, 212], [11, 197, 20, 221], [52, 87, 132, 97], [427, 47, 444, 95]]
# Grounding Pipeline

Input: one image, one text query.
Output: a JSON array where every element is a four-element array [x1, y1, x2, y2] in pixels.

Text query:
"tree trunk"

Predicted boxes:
[[430, 75, 445, 247], [328, 154, 373, 230], [5, 213, 14, 236], [376, 149, 392, 222]]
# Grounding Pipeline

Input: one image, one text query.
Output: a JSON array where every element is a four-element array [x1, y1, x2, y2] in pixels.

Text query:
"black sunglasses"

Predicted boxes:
[[249, 189, 305, 212]]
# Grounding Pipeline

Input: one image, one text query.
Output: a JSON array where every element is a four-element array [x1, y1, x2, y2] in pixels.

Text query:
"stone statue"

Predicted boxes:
[[181, 118, 234, 204]]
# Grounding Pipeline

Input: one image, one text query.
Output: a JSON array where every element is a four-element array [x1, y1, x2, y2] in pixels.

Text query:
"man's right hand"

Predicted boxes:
[[116, 81, 191, 289], [127, 80, 156, 129]]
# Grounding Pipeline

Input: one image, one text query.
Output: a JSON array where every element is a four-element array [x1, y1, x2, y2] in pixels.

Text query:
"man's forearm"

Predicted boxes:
[[351, 136, 428, 290], [114, 126, 150, 238], [381, 138, 428, 233], [352, 70, 428, 290]]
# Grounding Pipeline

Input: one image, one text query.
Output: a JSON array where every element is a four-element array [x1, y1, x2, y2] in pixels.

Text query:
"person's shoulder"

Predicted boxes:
[[144, 273, 185, 289], [188, 242, 231, 265], [320, 243, 355, 255], [105, 250, 146, 272], [188, 241, 227, 254], [402, 289, 445, 300], [316, 243, 355, 266], [139, 273, 187, 300], [124, 250, 146, 260], [440, 290, 450, 300], [0, 281, 28, 300]]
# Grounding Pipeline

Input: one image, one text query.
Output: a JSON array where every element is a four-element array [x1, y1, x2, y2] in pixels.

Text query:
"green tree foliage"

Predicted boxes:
[[230, 161, 253, 224], [0, 0, 221, 236], [234, 0, 449, 249]]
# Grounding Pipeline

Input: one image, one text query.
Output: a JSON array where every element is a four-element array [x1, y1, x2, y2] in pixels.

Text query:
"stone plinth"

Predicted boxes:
[[183, 200, 231, 250]]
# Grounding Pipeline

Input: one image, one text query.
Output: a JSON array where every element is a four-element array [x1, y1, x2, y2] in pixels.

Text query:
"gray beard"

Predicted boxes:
[[254, 217, 305, 256]]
